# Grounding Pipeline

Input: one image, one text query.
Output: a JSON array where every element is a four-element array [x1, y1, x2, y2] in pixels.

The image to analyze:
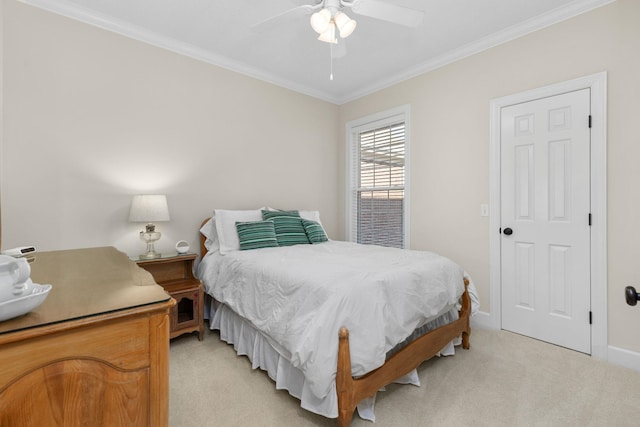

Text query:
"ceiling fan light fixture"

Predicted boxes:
[[310, 8, 332, 34], [317, 21, 337, 44], [334, 11, 356, 38]]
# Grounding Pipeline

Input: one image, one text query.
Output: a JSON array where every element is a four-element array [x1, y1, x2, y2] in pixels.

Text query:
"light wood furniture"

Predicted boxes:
[[136, 253, 204, 341], [337, 279, 470, 426], [0, 247, 173, 427], [199, 218, 471, 426]]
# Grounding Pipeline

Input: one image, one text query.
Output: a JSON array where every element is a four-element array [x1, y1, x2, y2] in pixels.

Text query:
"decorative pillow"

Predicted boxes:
[[302, 219, 328, 244], [235, 220, 278, 250], [269, 209, 322, 224], [214, 208, 264, 254], [261, 210, 310, 246]]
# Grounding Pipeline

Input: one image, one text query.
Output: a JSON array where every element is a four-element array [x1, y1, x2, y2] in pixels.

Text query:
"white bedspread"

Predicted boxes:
[[198, 240, 468, 403]]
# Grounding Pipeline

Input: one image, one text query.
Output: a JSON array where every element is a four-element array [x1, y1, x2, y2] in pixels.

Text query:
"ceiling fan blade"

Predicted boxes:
[[349, 0, 424, 27], [251, 4, 319, 34]]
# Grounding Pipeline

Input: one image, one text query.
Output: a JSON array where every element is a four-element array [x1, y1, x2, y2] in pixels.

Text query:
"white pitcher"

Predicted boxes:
[[0, 255, 32, 302]]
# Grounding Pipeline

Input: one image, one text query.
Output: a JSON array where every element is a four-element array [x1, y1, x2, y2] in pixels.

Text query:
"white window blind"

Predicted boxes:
[[347, 107, 409, 248]]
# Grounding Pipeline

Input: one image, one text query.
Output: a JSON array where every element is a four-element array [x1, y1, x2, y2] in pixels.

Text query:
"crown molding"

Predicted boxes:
[[20, 0, 616, 106], [18, 0, 342, 104], [336, 0, 617, 104]]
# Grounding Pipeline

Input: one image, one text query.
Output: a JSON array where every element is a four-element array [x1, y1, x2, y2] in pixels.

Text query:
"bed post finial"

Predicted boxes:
[[339, 327, 349, 339]]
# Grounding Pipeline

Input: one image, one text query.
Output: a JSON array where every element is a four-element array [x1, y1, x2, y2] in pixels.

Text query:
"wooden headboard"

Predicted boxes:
[[200, 217, 211, 257]]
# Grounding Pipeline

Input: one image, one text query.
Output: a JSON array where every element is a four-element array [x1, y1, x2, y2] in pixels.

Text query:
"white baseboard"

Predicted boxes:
[[608, 345, 640, 373], [470, 311, 494, 330]]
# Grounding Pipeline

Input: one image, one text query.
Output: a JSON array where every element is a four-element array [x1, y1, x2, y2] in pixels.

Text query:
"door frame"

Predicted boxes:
[[489, 72, 607, 359]]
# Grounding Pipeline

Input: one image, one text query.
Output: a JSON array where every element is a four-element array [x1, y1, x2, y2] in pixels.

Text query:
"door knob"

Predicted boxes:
[[503, 227, 513, 236], [626, 286, 639, 306]]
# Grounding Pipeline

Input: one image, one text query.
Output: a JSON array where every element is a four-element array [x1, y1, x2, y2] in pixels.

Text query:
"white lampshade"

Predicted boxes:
[[334, 11, 356, 38], [317, 22, 337, 44], [129, 195, 170, 223], [310, 8, 331, 34]]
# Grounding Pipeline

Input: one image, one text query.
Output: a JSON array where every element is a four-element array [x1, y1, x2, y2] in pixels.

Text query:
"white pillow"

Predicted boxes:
[[214, 208, 264, 254], [298, 210, 322, 224], [199, 218, 219, 252]]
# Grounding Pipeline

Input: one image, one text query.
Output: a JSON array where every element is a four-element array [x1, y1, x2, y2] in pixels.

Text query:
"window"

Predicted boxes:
[[346, 106, 410, 248]]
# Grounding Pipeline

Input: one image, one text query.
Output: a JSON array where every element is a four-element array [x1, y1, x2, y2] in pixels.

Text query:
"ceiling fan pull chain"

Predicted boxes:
[[330, 43, 334, 81]]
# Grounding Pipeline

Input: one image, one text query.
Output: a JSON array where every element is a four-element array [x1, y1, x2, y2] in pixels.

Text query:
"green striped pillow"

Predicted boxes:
[[302, 219, 328, 244], [261, 210, 310, 246], [235, 220, 278, 250]]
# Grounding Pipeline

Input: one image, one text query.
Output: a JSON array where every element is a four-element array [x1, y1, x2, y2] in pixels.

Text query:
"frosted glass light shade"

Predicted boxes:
[[129, 195, 170, 223], [334, 12, 356, 38], [310, 8, 331, 34], [317, 22, 337, 44]]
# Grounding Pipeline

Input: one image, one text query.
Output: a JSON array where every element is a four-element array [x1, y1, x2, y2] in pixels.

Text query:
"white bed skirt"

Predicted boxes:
[[209, 300, 458, 421]]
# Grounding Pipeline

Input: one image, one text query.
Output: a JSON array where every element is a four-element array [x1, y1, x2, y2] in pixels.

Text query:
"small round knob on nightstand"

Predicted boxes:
[[175, 240, 190, 254]]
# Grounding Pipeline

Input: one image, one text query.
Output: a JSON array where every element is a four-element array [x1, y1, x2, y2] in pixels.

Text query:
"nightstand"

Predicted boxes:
[[136, 254, 204, 341]]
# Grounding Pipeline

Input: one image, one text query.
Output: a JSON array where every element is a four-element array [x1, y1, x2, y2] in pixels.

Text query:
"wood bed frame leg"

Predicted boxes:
[[337, 327, 355, 427], [461, 279, 472, 350], [462, 330, 470, 350]]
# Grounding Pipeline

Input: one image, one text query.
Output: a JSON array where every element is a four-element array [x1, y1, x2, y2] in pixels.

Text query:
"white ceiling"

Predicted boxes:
[[21, 0, 614, 104]]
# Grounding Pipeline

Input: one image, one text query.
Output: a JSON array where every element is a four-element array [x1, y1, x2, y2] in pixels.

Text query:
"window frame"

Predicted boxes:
[[345, 105, 411, 248]]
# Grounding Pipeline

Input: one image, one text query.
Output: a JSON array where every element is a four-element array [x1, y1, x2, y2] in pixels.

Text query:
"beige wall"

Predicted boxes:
[[339, 0, 640, 353], [3, 0, 640, 356], [1, 0, 339, 257]]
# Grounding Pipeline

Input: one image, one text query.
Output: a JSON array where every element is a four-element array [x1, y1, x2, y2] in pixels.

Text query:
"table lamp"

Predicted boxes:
[[129, 195, 170, 259]]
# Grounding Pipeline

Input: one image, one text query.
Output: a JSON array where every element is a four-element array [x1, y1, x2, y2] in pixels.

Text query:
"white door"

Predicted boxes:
[[501, 89, 591, 354]]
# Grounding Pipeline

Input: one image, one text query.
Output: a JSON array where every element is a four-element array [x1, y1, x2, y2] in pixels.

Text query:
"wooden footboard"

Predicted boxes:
[[336, 279, 471, 427]]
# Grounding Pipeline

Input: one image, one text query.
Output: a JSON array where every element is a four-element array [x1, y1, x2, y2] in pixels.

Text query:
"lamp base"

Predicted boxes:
[[138, 251, 161, 260], [139, 230, 162, 260]]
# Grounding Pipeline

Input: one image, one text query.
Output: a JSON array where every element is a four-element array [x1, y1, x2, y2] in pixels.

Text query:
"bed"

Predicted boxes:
[[197, 209, 478, 426]]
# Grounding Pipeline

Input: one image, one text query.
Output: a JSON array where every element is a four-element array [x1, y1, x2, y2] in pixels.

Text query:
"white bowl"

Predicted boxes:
[[0, 283, 52, 322]]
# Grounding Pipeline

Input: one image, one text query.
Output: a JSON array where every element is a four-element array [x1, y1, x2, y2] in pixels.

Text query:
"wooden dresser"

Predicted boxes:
[[0, 247, 173, 427]]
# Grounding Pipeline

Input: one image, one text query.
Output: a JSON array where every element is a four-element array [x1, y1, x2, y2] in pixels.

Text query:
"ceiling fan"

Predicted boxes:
[[252, 0, 425, 43]]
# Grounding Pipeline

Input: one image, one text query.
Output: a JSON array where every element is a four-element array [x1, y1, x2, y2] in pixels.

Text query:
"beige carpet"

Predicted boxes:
[[170, 326, 640, 426]]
